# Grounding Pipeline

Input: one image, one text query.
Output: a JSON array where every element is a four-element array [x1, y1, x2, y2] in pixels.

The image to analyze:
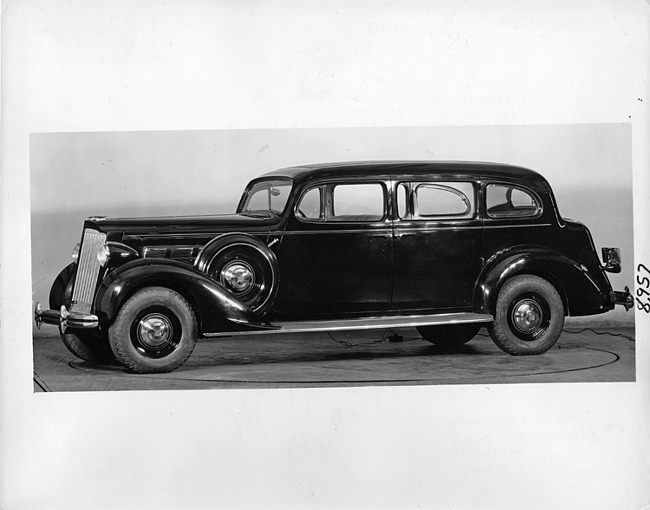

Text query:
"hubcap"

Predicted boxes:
[[137, 313, 174, 350], [221, 260, 255, 294], [511, 299, 543, 334]]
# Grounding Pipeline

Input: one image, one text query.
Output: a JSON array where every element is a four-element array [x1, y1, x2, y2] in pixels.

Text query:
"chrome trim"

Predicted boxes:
[[34, 302, 44, 329], [61, 305, 100, 329], [138, 313, 174, 348], [285, 224, 550, 235], [204, 312, 493, 337], [511, 299, 543, 334], [72, 229, 107, 314], [282, 228, 393, 236], [294, 178, 391, 225], [413, 183, 473, 219], [64, 312, 100, 329], [220, 260, 255, 295], [601, 247, 622, 273], [33, 302, 99, 329], [483, 223, 552, 229], [484, 182, 544, 220], [71, 243, 80, 262], [97, 244, 111, 266], [143, 245, 200, 260], [392, 225, 483, 233], [610, 286, 633, 311], [205, 241, 278, 313]]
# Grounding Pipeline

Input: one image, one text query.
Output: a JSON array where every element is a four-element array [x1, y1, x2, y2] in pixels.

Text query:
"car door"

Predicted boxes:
[[273, 179, 393, 318], [391, 179, 482, 311]]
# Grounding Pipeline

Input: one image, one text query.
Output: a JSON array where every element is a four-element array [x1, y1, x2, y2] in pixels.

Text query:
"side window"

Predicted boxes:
[[297, 187, 322, 220], [486, 184, 541, 218], [408, 181, 475, 220], [331, 183, 385, 222], [243, 180, 292, 214]]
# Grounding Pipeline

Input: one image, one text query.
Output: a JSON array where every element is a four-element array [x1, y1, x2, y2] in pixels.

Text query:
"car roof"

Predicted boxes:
[[258, 161, 547, 186]]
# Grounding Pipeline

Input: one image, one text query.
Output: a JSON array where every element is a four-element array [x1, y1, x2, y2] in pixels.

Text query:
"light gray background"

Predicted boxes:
[[31, 124, 634, 333]]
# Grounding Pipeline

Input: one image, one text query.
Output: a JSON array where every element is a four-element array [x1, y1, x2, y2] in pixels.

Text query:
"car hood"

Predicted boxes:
[[86, 213, 280, 235]]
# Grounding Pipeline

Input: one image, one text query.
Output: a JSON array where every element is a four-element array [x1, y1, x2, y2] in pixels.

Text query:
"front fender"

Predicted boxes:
[[474, 246, 612, 317], [94, 258, 271, 334]]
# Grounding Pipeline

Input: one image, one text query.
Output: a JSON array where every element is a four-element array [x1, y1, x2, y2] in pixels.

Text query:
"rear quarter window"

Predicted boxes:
[[486, 184, 541, 218]]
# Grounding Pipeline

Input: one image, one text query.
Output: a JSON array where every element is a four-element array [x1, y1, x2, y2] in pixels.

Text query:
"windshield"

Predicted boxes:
[[238, 178, 293, 216]]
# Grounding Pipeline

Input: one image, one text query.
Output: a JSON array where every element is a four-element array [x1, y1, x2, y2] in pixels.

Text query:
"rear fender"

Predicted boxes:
[[474, 246, 611, 317], [94, 258, 270, 335]]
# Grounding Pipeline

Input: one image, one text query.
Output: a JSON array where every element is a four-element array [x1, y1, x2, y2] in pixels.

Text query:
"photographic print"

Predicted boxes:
[[30, 124, 635, 391], [2, 1, 649, 509]]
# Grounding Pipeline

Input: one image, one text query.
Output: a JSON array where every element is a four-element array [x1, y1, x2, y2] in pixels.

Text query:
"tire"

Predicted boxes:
[[488, 275, 564, 355], [417, 323, 481, 347], [49, 262, 76, 310], [50, 263, 116, 362], [109, 287, 198, 373], [198, 234, 279, 315], [60, 330, 116, 363]]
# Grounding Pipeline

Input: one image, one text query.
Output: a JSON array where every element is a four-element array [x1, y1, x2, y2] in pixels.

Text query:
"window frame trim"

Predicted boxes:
[[293, 180, 390, 224], [484, 182, 544, 220], [396, 180, 478, 221]]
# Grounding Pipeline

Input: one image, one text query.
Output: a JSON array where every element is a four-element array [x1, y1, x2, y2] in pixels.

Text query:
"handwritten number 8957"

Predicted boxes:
[[637, 263, 650, 313]]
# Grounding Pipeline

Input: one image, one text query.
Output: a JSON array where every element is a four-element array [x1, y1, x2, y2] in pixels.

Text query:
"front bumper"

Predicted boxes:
[[34, 302, 99, 329], [610, 286, 633, 311]]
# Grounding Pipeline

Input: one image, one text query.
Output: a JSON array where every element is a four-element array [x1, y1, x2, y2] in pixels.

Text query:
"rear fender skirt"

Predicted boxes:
[[474, 247, 613, 317], [94, 258, 270, 335]]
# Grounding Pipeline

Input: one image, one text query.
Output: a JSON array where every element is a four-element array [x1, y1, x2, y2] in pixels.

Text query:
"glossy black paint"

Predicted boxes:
[[474, 246, 612, 317], [46, 161, 625, 336], [274, 177, 393, 317], [94, 258, 273, 335]]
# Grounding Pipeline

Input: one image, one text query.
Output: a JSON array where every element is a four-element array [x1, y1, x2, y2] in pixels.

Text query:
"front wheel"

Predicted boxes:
[[60, 330, 115, 363], [488, 275, 564, 355], [50, 263, 115, 362], [109, 287, 198, 373]]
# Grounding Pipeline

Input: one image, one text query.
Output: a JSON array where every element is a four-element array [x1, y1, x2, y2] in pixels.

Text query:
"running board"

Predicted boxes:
[[205, 312, 493, 337]]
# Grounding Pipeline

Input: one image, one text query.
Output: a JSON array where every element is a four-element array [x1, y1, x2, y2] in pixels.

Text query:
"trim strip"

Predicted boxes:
[[204, 312, 493, 337], [282, 228, 392, 236], [483, 223, 552, 229]]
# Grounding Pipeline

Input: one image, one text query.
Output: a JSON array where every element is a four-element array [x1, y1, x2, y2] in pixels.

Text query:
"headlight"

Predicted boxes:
[[72, 243, 80, 262], [97, 244, 111, 267]]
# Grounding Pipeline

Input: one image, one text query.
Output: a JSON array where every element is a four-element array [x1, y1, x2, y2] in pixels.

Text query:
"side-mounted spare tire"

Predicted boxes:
[[488, 274, 564, 355], [194, 234, 280, 315], [49, 262, 115, 363]]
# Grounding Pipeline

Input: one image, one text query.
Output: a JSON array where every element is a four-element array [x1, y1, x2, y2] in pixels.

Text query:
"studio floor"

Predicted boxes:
[[32, 323, 636, 392]]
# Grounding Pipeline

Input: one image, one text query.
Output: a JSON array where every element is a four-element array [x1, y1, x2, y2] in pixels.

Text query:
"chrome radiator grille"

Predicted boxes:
[[70, 228, 107, 314]]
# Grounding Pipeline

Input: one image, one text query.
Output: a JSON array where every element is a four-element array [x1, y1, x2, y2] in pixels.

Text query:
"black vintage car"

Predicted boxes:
[[35, 161, 633, 373]]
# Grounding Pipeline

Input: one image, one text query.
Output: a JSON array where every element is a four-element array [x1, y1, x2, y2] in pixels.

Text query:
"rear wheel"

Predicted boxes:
[[109, 287, 198, 373], [488, 275, 564, 355], [417, 323, 481, 347]]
